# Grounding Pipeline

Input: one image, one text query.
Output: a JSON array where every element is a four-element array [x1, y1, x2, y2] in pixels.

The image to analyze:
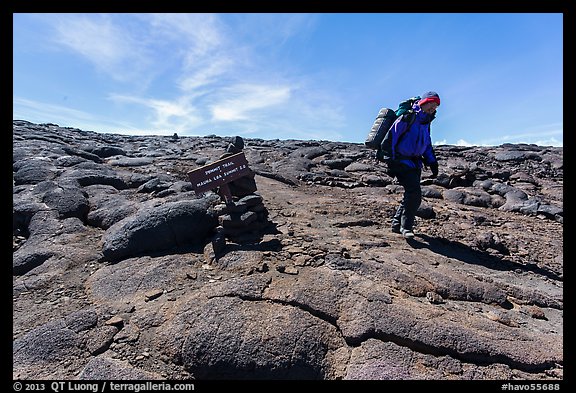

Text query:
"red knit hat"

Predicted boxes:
[[418, 91, 440, 106]]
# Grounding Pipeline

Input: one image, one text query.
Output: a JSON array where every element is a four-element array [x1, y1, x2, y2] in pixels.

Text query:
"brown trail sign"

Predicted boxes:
[[187, 152, 252, 204]]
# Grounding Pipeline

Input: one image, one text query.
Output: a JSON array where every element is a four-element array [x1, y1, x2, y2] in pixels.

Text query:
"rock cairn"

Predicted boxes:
[[203, 137, 274, 262]]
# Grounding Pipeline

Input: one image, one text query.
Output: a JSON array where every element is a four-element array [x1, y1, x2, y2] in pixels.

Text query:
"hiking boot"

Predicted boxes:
[[401, 228, 415, 239], [391, 225, 401, 234]]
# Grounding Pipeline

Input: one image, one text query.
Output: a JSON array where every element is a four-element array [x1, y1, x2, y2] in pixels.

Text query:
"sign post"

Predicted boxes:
[[187, 152, 252, 204]]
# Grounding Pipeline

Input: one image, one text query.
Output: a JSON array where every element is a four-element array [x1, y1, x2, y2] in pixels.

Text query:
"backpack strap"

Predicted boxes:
[[400, 110, 416, 127], [391, 111, 418, 161]]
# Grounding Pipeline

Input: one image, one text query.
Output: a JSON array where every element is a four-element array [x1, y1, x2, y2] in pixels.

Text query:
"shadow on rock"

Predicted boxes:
[[406, 234, 561, 281], [210, 221, 283, 262]]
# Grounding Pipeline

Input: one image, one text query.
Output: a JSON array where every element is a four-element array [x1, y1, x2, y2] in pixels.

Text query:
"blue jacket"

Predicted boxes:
[[390, 103, 437, 169]]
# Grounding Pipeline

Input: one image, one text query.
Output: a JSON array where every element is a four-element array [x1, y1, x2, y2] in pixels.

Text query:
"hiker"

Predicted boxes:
[[387, 91, 440, 239]]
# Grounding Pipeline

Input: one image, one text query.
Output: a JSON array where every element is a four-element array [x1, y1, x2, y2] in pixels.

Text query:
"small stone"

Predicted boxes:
[[105, 316, 124, 326], [485, 310, 519, 327], [293, 255, 309, 266], [528, 305, 547, 320], [284, 266, 299, 275], [144, 289, 164, 301], [426, 291, 444, 304]]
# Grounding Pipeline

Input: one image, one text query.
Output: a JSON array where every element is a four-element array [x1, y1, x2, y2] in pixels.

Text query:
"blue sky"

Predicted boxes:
[[13, 13, 563, 147]]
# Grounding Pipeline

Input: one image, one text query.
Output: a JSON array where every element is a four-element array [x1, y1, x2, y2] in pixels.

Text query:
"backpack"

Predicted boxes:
[[364, 96, 420, 154], [376, 111, 416, 162]]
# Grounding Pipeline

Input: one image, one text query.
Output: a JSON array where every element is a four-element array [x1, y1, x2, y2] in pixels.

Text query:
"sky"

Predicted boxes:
[[13, 13, 563, 147]]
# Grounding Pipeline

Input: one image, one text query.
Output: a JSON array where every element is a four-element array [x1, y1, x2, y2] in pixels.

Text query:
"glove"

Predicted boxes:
[[376, 149, 389, 163], [429, 162, 439, 178]]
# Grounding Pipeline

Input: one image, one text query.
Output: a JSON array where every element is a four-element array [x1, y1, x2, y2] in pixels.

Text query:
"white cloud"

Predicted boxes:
[[143, 13, 224, 58], [177, 58, 234, 92], [454, 139, 475, 146], [445, 127, 563, 147], [474, 126, 563, 147], [109, 93, 204, 132], [14, 14, 347, 141], [14, 97, 95, 122], [48, 14, 150, 82], [13, 97, 141, 133], [531, 137, 563, 147], [210, 84, 291, 121], [42, 13, 228, 86]]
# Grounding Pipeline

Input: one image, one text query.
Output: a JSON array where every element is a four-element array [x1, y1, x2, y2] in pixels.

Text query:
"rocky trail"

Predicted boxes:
[[12, 121, 562, 381]]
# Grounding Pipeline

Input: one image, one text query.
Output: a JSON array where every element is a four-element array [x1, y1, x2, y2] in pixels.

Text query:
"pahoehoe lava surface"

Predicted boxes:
[[13, 120, 562, 381]]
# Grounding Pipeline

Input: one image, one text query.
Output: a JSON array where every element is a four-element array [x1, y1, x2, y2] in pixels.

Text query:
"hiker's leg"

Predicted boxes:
[[389, 161, 405, 231], [392, 205, 403, 230], [399, 169, 422, 231]]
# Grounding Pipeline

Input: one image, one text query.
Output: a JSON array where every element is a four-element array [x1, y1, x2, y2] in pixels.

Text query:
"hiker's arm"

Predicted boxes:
[[423, 145, 438, 177], [390, 120, 410, 160], [422, 144, 436, 166]]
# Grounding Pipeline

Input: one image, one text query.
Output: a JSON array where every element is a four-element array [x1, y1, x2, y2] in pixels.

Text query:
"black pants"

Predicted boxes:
[[388, 161, 422, 231]]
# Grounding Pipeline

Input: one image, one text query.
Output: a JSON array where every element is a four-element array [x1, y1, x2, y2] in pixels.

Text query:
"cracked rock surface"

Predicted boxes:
[[13, 121, 562, 380]]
